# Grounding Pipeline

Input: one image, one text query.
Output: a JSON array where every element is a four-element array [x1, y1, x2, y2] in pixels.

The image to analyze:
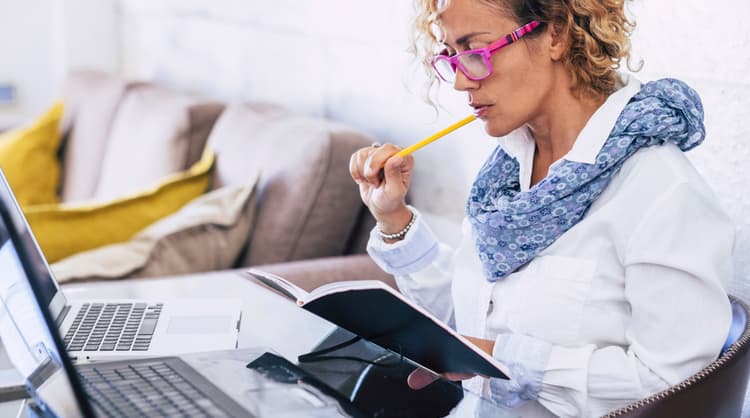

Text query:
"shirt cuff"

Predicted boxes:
[[366, 207, 440, 275], [537, 344, 595, 415], [489, 333, 553, 408]]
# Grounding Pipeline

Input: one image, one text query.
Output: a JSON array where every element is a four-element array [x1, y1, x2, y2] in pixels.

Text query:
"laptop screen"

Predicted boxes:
[[0, 180, 65, 321], [0, 172, 91, 417]]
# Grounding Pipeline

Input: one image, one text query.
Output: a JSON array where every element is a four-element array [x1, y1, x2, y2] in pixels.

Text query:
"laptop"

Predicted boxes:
[[0, 179, 358, 417], [0, 170, 242, 363]]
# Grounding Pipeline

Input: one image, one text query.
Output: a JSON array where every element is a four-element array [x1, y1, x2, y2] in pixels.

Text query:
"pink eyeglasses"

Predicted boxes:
[[431, 21, 541, 83]]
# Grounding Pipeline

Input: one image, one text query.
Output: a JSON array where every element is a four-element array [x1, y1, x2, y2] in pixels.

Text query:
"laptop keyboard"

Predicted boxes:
[[63, 303, 163, 352], [79, 361, 231, 417]]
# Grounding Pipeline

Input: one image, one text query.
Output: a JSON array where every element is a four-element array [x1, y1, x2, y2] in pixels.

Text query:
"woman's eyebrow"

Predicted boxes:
[[453, 31, 492, 48]]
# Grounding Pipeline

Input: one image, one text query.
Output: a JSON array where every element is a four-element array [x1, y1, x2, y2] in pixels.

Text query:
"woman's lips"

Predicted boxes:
[[472, 105, 491, 118]]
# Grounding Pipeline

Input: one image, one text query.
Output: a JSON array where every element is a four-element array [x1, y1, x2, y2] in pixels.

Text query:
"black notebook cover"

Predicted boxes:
[[302, 288, 508, 379]]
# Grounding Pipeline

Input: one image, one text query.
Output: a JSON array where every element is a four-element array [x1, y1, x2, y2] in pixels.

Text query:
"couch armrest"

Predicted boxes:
[[249, 254, 396, 293]]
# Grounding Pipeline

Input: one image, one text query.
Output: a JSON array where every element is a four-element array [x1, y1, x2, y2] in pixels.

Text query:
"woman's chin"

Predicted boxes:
[[483, 119, 515, 138]]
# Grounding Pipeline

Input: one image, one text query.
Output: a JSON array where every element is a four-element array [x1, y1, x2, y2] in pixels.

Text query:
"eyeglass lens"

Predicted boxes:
[[434, 53, 490, 83]]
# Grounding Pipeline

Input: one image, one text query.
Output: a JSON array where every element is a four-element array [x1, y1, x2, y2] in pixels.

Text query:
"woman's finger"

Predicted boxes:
[[349, 147, 373, 183], [364, 144, 400, 184], [407, 367, 440, 390], [349, 150, 363, 182]]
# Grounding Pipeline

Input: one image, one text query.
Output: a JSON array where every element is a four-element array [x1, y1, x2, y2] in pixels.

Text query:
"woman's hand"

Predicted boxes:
[[407, 368, 475, 390], [348, 143, 415, 233], [407, 336, 495, 390]]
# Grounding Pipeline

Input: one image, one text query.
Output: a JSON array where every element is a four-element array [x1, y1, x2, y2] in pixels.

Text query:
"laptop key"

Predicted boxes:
[[138, 318, 158, 335]]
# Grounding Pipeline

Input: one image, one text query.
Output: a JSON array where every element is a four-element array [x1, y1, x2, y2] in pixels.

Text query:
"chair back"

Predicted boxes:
[[602, 295, 750, 418]]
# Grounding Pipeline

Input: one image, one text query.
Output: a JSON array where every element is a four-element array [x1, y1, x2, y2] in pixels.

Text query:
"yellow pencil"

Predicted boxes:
[[395, 114, 477, 157]]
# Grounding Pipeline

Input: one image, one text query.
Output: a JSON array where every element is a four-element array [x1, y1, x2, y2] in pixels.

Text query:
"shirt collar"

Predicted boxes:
[[496, 74, 642, 164]]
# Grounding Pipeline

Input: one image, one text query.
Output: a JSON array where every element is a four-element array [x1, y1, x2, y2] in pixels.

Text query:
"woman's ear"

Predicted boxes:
[[547, 22, 568, 61]]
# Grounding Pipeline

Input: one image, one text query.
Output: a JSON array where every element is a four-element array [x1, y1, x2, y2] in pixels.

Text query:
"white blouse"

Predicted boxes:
[[367, 76, 735, 417]]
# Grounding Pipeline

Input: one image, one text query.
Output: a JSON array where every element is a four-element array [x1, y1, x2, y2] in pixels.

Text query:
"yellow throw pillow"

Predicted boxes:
[[50, 178, 259, 283], [24, 149, 215, 263], [0, 102, 64, 206]]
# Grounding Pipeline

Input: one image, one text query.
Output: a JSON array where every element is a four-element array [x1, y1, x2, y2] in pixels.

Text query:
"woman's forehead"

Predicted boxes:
[[436, 0, 516, 43], [437, 0, 513, 27]]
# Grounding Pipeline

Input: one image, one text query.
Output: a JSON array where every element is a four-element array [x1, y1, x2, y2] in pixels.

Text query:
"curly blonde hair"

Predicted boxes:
[[412, 0, 637, 101]]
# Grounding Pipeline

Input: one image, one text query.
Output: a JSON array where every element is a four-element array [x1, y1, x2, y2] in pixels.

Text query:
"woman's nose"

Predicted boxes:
[[453, 69, 479, 92]]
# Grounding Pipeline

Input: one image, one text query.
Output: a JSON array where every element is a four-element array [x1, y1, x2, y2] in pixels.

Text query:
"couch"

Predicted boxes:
[[49, 70, 394, 291]]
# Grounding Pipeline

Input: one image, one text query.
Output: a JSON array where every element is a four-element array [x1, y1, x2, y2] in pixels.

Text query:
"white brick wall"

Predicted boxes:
[[0, 0, 119, 127], [627, 1, 750, 304], [0, 0, 64, 126]]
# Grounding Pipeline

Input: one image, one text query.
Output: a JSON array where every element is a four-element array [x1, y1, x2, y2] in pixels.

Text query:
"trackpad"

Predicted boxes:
[[166, 316, 232, 334]]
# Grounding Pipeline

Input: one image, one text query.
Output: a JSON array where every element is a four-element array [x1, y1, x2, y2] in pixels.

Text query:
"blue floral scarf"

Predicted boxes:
[[467, 79, 705, 281]]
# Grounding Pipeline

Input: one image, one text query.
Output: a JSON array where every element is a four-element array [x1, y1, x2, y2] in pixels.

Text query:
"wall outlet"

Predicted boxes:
[[0, 84, 17, 106]]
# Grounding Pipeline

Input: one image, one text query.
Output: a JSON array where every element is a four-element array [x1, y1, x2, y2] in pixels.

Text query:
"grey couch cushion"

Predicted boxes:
[[205, 103, 372, 266], [60, 70, 130, 202], [93, 85, 224, 200]]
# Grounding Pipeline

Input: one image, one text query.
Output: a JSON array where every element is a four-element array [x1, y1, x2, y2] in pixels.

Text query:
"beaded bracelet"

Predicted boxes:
[[378, 209, 416, 241]]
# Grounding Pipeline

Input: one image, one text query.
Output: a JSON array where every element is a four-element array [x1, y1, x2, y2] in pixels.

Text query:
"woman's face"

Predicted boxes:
[[438, 0, 557, 137]]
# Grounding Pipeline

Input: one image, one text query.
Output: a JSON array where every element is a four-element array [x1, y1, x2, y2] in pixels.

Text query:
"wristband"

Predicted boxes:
[[378, 209, 416, 241]]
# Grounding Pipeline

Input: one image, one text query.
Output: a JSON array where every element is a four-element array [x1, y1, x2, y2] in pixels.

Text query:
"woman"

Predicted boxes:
[[349, 0, 735, 417]]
